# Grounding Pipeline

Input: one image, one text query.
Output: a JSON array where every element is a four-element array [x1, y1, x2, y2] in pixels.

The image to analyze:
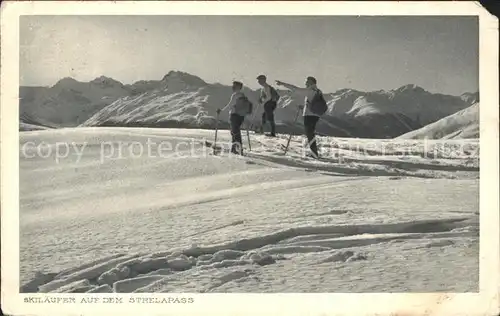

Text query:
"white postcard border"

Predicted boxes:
[[1, 1, 498, 315]]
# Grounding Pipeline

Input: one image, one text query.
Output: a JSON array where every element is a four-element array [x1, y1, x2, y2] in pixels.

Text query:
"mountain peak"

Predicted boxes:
[[90, 76, 125, 88], [161, 70, 207, 87], [91, 75, 118, 82], [54, 77, 80, 87], [394, 84, 426, 93]]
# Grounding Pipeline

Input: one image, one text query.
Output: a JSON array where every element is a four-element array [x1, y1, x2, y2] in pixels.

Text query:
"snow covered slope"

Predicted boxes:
[[20, 76, 131, 127], [19, 113, 54, 131], [82, 71, 250, 129], [397, 103, 479, 140], [19, 71, 230, 129], [461, 91, 480, 105], [20, 127, 478, 293], [324, 85, 476, 138], [22, 71, 476, 138], [19, 123, 50, 132], [81, 72, 474, 138]]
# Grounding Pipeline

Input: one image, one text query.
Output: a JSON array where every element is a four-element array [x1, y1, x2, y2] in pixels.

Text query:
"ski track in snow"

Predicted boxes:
[[20, 127, 479, 293]]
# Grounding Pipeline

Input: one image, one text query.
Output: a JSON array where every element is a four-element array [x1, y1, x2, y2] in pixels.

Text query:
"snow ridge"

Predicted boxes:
[[22, 216, 477, 293]]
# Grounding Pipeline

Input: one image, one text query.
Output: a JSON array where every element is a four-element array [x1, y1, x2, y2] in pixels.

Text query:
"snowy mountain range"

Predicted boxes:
[[20, 76, 131, 127], [397, 102, 479, 140], [20, 71, 479, 139]]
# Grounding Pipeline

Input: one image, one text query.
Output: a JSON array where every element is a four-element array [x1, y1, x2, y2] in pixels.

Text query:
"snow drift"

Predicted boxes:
[[19, 127, 479, 292], [397, 103, 479, 140]]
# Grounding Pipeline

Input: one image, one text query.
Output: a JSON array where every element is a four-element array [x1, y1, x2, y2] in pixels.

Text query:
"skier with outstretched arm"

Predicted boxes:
[[275, 76, 327, 159]]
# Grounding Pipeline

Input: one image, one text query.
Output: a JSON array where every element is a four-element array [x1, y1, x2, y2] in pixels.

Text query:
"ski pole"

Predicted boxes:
[[213, 110, 220, 154], [246, 124, 251, 151], [245, 116, 252, 151], [283, 106, 302, 155], [248, 102, 262, 132]]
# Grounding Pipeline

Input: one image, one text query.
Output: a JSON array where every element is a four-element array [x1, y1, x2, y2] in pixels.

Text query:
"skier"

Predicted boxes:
[[256, 74, 280, 137], [275, 76, 327, 159], [217, 81, 253, 155]]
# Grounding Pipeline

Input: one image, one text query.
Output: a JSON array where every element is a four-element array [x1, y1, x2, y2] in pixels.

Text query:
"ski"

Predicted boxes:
[[202, 140, 228, 155], [201, 140, 248, 156], [252, 135, 289, 155]]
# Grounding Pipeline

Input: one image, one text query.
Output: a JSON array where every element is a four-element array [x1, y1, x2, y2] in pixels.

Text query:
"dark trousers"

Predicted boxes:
[[261, 101, 277, 135], [230, 113, 245, 154], [304, 115, 320, 157]]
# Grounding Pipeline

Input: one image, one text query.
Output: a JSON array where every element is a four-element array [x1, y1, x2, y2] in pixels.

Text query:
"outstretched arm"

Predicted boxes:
[[221, 93, 236, 112], [275, 80, 309, 93]]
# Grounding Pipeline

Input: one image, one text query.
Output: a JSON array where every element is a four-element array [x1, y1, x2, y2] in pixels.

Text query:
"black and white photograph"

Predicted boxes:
[[1, 1, 499, 315]]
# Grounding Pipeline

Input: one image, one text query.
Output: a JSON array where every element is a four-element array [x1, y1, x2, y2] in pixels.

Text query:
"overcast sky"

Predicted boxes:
[[20, 15, 478, 95]]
